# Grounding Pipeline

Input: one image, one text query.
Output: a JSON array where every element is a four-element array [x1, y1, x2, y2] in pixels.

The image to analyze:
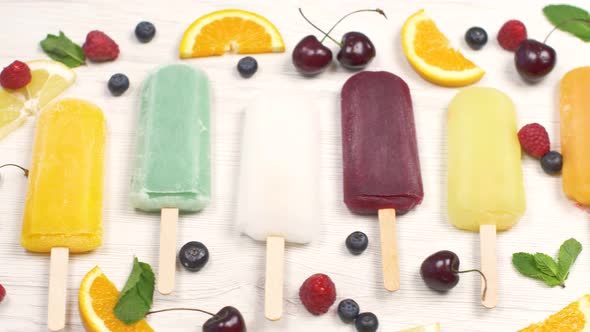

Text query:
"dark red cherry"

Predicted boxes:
[[292, 35, 333, 76], [514, 39, 556, 82], [420, 250, 460, 291], [337, 32, 375, 70], [202, 306, 246, 332]]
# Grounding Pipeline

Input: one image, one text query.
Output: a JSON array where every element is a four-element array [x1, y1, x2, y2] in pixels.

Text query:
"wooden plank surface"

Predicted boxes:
[[1, 0, 590, 330]]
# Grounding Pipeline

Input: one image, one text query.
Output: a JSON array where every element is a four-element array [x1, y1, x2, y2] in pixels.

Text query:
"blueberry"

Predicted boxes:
[[179, 241, 209, 271], [237, 56, 258, 78], [465, 27, 488, 50], [355, 312, 379, 332], [541, 151, 563, 174], [337, 299, 360, 323], [135, 21, 156, 43], [346, 231, 368, 255], [107, 73, 129, 96]]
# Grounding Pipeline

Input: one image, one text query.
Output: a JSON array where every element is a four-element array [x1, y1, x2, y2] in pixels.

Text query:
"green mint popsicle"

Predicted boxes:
[[131, 64, 210, 212]]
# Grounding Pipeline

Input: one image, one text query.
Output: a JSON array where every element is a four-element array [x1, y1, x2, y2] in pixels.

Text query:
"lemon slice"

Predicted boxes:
[[25, 59, 76, 113], [398, 323, 441, 332], [402, 10, 484, 87], [0, 89, 27, 140], [179, 9, 285, 58]]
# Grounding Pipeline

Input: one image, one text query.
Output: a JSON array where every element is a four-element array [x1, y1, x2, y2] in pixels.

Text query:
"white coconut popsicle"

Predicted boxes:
[[236, 91, 320, 321]]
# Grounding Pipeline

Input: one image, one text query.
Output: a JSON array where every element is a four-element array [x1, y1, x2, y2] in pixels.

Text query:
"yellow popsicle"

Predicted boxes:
[[448, 87, 525, 231], [560, 67, 590, 205], [21, 99, 106, 253]]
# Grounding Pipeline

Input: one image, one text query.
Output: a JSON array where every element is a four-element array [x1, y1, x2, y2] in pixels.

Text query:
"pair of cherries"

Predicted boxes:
[[292, 8, 386, 75]]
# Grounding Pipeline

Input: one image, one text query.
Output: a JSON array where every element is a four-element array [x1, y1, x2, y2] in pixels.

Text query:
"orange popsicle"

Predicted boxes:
[[560, 67, 590, 205]]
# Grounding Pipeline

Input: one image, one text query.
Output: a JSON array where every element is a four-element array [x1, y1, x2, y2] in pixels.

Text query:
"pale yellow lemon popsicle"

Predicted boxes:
[[21, 98, 106, 331], [560, 67, 590, 205], [447, 87, 525, 308]]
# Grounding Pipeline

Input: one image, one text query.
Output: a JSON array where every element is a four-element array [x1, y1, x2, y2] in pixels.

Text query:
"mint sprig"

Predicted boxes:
[[114, 257, 155, 325], [512, 238, 582, 287], [40, 31, 86, 68], [543, 5, 590, 42]]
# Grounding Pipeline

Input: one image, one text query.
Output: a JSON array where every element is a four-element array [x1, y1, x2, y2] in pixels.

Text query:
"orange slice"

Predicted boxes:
[[402, 9, 484, 87], [79, 266, 154, 332], [519, 294, 590, 332], [179, 9, 285, 58]]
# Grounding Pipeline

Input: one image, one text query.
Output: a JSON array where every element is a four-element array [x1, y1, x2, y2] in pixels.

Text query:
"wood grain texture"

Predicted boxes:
[[1, 0, 590, 331], [378, 209, 400, 292]]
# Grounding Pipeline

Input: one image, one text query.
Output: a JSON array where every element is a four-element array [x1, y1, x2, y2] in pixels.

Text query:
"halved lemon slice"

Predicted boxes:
[[0, 89, 27, 140], [79, 266, 155, 332], [179, 9, 285, 58], [402, 10, 484, 87], [25, 59, 76, 113], [519, 294, 590, 332]]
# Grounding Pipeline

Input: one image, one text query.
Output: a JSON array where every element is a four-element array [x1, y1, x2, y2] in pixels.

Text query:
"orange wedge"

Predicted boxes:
[[402, 9, 484, 87], [179, 9, 285, 58], [519, 294, 590, 332], [79, 266, 154, 332]]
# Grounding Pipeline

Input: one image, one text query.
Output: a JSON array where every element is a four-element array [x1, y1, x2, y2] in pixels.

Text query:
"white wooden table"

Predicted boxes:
[[1, 0, 589, 331]]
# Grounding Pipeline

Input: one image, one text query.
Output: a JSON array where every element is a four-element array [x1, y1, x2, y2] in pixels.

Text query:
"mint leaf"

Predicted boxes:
[[40, 31, 86, 68], [540, 274, 564, 287], [114, 257, 155, 325], [543, 5, 590, 42], [533, 253, 559, 277], [512, 253, 545, 278], [557, 238, 582, 280]]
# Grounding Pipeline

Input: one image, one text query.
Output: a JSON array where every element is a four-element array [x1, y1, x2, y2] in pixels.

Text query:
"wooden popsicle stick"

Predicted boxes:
[[378, 208, 400, 292], [48, 247, 69, 331], [480, 224, 497, 309], [265, 236, 285, 321], [158, 207, 179, 295]]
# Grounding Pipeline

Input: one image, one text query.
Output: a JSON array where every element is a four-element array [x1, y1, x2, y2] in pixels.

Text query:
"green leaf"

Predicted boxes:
[[543, 5, 590, 42], [512, 253, 545, 278], [114, 257, 155, 325], [557, 238, 582, 280], [533, 253, 559, 277], [540, 274, 564, 287], [40, 31, 86, 68]]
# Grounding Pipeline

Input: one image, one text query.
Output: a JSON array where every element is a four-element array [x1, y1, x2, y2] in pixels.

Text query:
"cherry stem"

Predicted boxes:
[[298, 8, 340, 46], [298, 8, 387, 46], [455, 269, 488, 302], [0, 164, 28, 177], [319, 9, 387, 44], [544, 18, 590, 44], [146, 308, 216, 317]]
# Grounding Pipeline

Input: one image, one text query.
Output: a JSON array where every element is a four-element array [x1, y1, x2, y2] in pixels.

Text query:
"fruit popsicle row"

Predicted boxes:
[[17, 63, 590, 330]]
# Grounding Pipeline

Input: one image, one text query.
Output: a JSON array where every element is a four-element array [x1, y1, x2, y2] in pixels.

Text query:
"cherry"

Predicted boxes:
[[0, 164, 29, 176], [420, 250, 487, 300], [202, 307, 245, 332], [146, 306, 246, 332], [293, 8, 385, 75], [337, 32, 376, 70], [292, 35, 333, 76], [514, 18, 590, 82], [515, 40, 556, 82]]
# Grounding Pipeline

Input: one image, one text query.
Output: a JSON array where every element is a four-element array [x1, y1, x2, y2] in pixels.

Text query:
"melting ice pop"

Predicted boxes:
[[21, 98, 106, 331], [341, 71, 424, 291], [560, 67, 590, 205], [447, 87, 525, 308], [130, 64, 210, 294], [236, 91, 320, 320]]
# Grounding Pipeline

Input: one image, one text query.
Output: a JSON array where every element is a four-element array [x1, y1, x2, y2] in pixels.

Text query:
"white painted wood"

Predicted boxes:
[[1, 0, 590, 331]]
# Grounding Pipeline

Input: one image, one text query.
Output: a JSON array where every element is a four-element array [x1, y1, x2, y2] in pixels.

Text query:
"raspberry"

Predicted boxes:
[[497, 20, 527, 51], [83, 31, 120, 62], [0, 60, 31, 90], [299, 273, 336, 315], [0, 284, 5, 303], [518, 123, 550, 158]]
